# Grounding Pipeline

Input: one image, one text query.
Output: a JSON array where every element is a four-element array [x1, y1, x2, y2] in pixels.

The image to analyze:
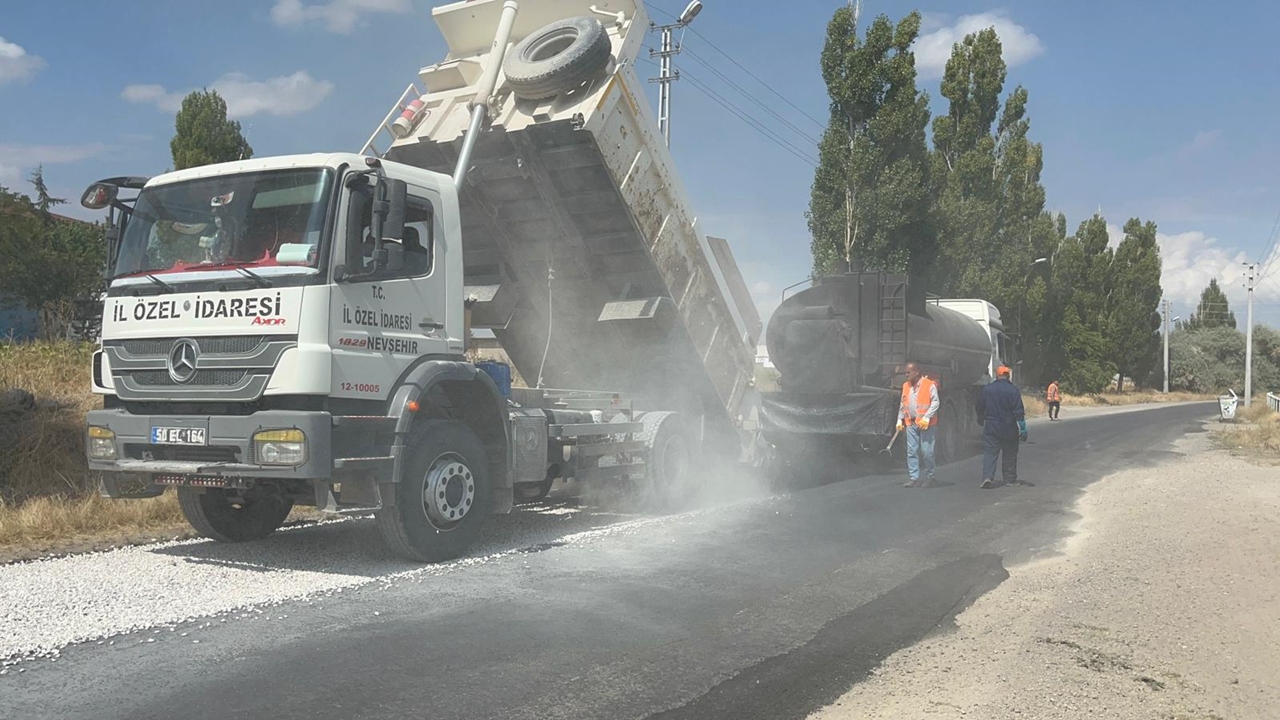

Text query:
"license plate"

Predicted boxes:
[[151, 426, 207, 446]]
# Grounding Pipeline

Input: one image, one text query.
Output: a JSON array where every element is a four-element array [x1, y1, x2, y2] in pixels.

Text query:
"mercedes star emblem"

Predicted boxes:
[[167, 339, 199, 384]]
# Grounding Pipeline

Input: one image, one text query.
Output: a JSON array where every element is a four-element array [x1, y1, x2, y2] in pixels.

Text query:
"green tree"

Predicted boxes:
[[926, 27, 1052, 378], [1181, 278, 1236, 330], [1169, 325, 1280, 394], [1047, 215, 1117, 393], [1108, 218, 1163, 389], [170, 90, 253, 171], [29, 165, 66, 218], [808, 8, 933, 279], [0, 178, 105, 338]]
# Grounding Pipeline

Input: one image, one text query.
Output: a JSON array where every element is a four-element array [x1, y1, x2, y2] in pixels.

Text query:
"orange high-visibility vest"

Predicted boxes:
[[1046, 382, 1061, 402], [900, 377, 938, 426]]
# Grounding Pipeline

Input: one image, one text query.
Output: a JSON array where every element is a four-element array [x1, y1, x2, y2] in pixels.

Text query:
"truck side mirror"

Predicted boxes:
[[384, 242, 405, 273], [382, 179, 408, 243], [81, 183, 118, 210]]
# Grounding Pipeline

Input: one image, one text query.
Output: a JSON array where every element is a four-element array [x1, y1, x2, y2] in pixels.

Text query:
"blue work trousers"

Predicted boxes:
[[982, 432, 1019, 482], [905, 424, 936, 481]]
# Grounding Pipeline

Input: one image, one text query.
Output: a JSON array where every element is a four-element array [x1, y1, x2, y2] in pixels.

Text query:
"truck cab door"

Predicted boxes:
[[330, 178, 452, 402]]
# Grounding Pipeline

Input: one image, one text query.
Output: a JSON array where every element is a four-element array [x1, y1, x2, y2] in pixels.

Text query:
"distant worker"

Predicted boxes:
[[897, 361, 939, 488], [1046, 379, 1062, 421], [978, 365, 1027, 489]]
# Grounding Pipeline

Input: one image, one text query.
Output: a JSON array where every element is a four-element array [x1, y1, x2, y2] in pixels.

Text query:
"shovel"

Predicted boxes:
[[880, 426, 902, 454]]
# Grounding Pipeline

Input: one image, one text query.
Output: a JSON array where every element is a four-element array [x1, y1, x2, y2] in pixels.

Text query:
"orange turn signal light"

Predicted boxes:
[[406, 400, 420, 413]]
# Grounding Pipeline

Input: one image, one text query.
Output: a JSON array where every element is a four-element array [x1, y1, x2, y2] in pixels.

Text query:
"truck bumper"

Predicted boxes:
[[86, 408, 335, 488]]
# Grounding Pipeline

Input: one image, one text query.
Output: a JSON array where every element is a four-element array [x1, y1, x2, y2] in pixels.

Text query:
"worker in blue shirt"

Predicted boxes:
[[976, 365, 1027, 489]]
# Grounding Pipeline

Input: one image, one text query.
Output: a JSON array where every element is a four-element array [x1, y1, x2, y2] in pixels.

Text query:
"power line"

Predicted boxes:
[[679, 69, 820, 166], [682, 47, 822, 145], [639, 56, 819, 167], [647, 2, 827, 131], [1256, 206, 1280, 282]]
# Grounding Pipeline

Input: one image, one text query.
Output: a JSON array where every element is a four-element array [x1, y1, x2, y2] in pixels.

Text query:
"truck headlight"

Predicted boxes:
[[88, 426, 117, 460], [253, 428, 307, 465]]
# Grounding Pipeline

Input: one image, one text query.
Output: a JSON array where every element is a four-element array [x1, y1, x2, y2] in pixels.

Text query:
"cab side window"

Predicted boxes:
[[345, 185, 434, 279]]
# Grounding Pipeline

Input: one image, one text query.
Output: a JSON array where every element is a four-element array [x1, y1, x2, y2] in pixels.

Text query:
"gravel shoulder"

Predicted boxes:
[[808, 430, 1280, 720]]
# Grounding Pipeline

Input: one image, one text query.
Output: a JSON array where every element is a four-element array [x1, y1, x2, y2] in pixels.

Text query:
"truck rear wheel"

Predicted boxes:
[[635, 412, 691, 510], [503, 16, 612, 100], [177, 485, 293, 543], [376, 420, 491, 563]]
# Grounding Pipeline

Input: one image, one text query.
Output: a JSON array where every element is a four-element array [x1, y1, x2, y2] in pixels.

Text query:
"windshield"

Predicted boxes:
[[114, 169, 333, 279]]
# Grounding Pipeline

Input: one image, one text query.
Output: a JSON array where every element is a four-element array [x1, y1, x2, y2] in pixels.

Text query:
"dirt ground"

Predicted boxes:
[[809, 429, 1280, 720]]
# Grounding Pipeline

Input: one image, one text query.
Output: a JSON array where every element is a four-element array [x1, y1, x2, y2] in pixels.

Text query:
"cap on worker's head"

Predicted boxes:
[[997, 365, 1012, 377]]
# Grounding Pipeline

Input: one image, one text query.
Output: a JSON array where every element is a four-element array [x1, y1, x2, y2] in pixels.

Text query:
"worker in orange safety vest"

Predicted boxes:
[[897, 361, 940, 488], [1046, 379, 1062, 421]]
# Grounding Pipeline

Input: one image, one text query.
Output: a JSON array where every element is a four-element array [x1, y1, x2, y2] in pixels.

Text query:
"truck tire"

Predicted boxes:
[[376, 420, 491, 563], [503, 16, 612, 101], [635, 411, 691, 510], [177, 485, 293, 543]]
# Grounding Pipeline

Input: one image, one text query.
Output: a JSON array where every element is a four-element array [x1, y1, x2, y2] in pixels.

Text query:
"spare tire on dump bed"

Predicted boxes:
[[503, 16, 612, 101]]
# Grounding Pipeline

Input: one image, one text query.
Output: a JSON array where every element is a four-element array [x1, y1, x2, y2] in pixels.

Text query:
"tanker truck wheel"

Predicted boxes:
[[503, 16, 613, 100], [635, 412, 692, 511], [177, 485, 293, 543], [376, 420, 491, 563]]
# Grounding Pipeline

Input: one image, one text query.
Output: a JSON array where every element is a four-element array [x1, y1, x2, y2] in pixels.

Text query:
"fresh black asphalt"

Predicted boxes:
[[1, 402, 1214, 720]]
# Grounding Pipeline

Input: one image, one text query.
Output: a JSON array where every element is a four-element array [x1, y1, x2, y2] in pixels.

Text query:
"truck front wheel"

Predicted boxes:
[[177, 485, 293, 543], [376, 420, 491, 563]]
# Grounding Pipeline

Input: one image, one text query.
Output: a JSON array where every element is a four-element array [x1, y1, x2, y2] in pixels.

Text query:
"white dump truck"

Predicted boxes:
[[82, 0, 760, 562]]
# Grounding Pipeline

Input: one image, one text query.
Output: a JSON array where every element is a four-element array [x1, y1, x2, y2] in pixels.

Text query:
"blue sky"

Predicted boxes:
[[3, 0, 1279, 326]]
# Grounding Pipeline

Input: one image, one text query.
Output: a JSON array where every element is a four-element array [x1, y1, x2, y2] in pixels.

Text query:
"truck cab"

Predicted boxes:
[[84, 154, 535, 560]]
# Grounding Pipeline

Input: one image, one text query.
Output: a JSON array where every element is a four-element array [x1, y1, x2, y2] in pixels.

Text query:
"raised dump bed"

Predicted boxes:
[[372, 0, 758, 445]]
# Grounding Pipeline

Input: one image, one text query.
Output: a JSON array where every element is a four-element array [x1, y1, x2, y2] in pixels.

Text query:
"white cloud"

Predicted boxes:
[[0, 36, 45, 85], [121, 72, 334, 119], [0, 143, 107, 189], [1106, 222, 1124, 249], [913, 12, 1045, 79], [1158, 230, 1248, 307], [1180, 129, 1221, 157], [751, 280, 773, 296], [271, 0, 413, 34]]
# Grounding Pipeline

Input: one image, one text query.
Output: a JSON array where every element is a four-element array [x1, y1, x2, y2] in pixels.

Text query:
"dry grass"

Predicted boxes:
[[1059, 390, 1213, 407], [0, 340, 188, 557], [0, 340, 98, 502], [1022, 395, 1048, 418], [0, 492, 187, 555], [1220, 404, 1280, 456]]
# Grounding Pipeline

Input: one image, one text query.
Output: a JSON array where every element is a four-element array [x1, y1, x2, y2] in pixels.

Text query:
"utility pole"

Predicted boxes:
[[649, 24, 677, 145], [1245, 262, 1257, 407], [649, 2, 703, 147], [1162, 298, 1170, 394]]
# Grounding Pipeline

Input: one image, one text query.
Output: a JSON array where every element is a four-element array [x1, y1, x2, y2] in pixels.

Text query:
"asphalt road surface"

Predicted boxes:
[[1, 402, 1214, 720]]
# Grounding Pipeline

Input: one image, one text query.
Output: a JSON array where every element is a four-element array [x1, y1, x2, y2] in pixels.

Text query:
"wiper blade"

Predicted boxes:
[[233, 265, 272, 288], [144, 274, 175, 293]]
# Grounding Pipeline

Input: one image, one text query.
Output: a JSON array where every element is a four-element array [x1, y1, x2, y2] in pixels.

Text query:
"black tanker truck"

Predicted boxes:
[[759, 269, 1011, 469]]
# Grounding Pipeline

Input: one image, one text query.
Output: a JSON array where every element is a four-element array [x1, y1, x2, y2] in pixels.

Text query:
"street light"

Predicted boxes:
[[678, 0, 704, 25]]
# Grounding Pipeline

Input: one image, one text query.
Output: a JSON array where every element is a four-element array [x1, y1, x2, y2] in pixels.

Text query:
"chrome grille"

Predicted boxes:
[[116, 336, 269, 357], [130, 369, 248, 387]]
